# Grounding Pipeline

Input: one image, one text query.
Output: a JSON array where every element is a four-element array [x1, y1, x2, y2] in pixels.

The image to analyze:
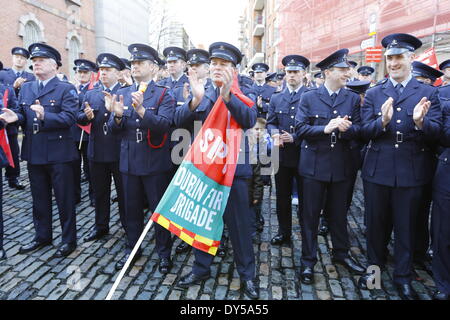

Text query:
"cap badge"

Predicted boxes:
[[219, 45, 225, 50], [133, 47, 138, 52]]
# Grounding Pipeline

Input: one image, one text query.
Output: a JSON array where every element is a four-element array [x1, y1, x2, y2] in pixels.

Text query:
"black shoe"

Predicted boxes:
[[159, 258, 173, 274], [9, 181, 25, 190], [318, 224, 329, 237], [217, 239, 227, 257], [242, 279, 259, 300], [433, 291, 450, 300], [175, 242, 190, 254], [300, 266, 314, 285], [178, 272, 210, 288], [395, 283, 419, 300], [256, 216, 265, 233], [19, 241, 52, 254], [84, 229, 109, 242], [0, 248, 6, 261], [217, 246, 227, 258], [332, 256, 365, 275], [54, 243, 76, 258], [115, 252, 142, 271], [270, 234, 291, 246]]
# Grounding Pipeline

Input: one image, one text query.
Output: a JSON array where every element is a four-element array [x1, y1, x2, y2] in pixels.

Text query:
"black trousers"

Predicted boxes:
[[300, 177, 351, 268], [5, 133, 20, 182], [73, 141, 93, 203], [28, 163, 77, 245], [89, 161, 126, 232], [363, 181, 422, 285], [192, 178, 256, 281], [122, 172, 172, 258], [274, 165, 302, 237]]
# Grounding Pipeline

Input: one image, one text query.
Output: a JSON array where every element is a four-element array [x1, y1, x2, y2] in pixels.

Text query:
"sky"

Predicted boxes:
[[168, 0, 246, 48]]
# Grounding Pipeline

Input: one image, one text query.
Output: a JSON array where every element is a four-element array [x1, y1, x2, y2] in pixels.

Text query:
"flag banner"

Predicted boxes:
[[415, 48, 442, 86], [1, 89, 15, 168], [152, 74, 253, 256]]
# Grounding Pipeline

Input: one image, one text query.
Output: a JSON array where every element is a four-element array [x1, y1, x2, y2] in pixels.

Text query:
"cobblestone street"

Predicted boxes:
[[0, 162, 437, 300]]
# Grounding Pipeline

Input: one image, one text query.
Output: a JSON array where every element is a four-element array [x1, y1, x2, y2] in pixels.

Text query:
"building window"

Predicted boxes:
[[23, 21, 42, 48], [68, 37, 81, 79]]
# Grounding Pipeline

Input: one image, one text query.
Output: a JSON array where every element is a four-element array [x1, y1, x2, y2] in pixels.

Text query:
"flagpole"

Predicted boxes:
[[78, 131, 84, 150], [106, 218, 154, 300]]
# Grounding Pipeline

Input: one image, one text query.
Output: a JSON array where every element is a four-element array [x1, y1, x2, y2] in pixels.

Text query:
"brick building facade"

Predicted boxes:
[[240, 0, 450, 79], [0, 0, 96, 78]]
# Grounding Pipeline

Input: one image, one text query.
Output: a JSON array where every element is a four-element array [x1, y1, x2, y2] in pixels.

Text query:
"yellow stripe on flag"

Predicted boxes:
[[170, 221, 182, 230], [194, 234, 213, 246], [180, 232, 194, 245], [208, 247, 218, 255], [157, 215, 170, 229]]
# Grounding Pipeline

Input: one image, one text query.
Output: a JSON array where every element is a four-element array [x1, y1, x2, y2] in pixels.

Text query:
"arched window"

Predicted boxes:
[[68, 37, 81, 79], [23, 21, 42, 48]]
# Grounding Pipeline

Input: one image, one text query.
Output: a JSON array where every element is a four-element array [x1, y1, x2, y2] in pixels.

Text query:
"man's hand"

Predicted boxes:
[[257, 96, 263, 109], [280, 130, 294, 144], [13, 77, 26, 90], [381, 97, 394, 128], [337, 116, 352, 133], [272, 134, 284, 148], [0, 108, 19, 124], [183, 82, 190, 101], [324, 117, 340, 134], [84, 102, 95, 121], [103, 91, 113, 112], [413, 97, 431, 130], [188, 68, 205, 111], [131, 90, 144, 111], [30, 100, 45, 120], [111, 94, 125, 118], [219, 67, 234, 103]]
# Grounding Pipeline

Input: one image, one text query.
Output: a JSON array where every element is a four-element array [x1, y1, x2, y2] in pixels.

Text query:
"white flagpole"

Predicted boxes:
[[105, 218, 154, 300], [78, 130, 84, 150]]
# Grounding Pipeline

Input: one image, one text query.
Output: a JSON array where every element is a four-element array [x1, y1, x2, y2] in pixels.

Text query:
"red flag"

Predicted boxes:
[[0, 89, 15, 168], [415, 48, 443, 86]]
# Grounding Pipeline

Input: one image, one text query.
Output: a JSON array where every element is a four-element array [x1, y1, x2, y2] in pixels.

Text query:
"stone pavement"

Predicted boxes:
[[0, 162, 437, 300]]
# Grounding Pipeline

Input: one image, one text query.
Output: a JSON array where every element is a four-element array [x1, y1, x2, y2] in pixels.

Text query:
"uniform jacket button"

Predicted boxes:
[[397, 120, 401, 124]]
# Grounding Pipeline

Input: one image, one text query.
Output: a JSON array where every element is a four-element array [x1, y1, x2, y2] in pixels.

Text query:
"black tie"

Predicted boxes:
[[105, 88, 111, 93], [16, 72, 21, 78], [290, 91, 296, 101], [331, 93, 337, 104], [395, 84, 404, 96], [39, 82, 44, 92], [216, 87, 220, 100]]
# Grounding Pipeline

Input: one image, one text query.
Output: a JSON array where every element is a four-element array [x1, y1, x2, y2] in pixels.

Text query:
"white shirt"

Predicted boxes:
[[324, 83, 341, 96], [389, 74, 412, 88]]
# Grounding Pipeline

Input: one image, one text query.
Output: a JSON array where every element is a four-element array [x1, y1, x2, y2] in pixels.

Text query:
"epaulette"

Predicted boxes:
[[438, 83, 450, 90], [372, 78, 388, 88], [156, 83, 170, 89]]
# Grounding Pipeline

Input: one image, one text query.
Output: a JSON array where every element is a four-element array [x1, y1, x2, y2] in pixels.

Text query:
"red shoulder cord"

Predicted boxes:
[[147, 88, 168, 149]]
